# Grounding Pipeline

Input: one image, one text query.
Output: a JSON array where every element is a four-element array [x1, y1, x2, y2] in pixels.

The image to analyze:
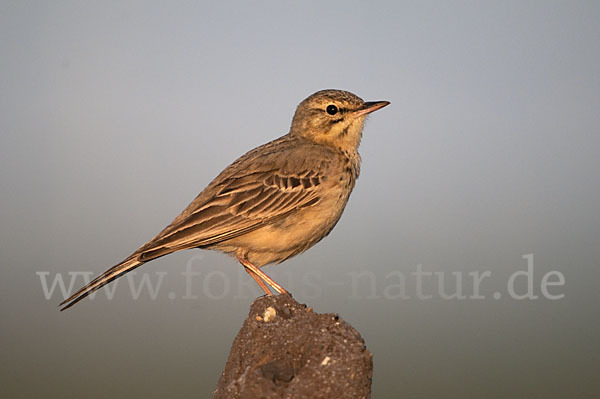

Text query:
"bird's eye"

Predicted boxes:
[[326, 104, 338, 115]]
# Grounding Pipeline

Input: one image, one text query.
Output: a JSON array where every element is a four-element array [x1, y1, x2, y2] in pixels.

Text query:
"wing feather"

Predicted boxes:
[[135, 168, 323, 260]]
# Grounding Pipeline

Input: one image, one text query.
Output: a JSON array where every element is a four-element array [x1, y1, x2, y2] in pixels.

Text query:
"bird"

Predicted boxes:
[[60, 89, 389, 310]]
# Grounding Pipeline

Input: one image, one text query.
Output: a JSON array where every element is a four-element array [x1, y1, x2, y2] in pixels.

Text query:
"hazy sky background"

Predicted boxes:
[[1, 1, 599, 398]]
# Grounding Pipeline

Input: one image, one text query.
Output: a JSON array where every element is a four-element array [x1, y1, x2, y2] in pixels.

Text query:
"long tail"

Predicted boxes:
[[59, 256, 143, 311]]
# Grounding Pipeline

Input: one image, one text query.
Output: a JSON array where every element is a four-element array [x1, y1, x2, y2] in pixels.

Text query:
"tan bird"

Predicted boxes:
[[60, 89, 389, 310]]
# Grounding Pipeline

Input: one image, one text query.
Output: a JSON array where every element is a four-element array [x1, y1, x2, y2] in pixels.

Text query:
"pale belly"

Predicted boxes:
[[213, 189, 350, 266]]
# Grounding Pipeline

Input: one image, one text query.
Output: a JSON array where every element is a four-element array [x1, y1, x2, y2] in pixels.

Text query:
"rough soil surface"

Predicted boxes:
[[213, 294, 372, 399]]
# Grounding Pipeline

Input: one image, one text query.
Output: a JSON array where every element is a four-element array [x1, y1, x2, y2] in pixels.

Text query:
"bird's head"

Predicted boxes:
[[289, 89, 389, 153]]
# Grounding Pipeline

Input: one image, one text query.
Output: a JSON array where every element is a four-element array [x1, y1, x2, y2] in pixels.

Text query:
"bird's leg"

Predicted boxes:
[[238, 255, 289, 296], [244, 267, 273, 295]]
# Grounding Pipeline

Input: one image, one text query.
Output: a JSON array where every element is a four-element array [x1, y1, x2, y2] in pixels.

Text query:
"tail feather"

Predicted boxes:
[[59, 257, 143, 311]]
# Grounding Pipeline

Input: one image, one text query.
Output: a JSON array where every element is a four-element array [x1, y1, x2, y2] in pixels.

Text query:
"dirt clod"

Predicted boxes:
[[213, 294, 372, 398]]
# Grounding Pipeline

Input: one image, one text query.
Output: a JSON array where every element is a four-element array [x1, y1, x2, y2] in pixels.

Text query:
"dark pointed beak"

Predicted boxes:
[[353, 100, 391, 117]]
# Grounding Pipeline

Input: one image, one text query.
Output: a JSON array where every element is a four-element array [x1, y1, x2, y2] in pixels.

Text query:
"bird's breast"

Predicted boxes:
[[220, 167, 356, 266]]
